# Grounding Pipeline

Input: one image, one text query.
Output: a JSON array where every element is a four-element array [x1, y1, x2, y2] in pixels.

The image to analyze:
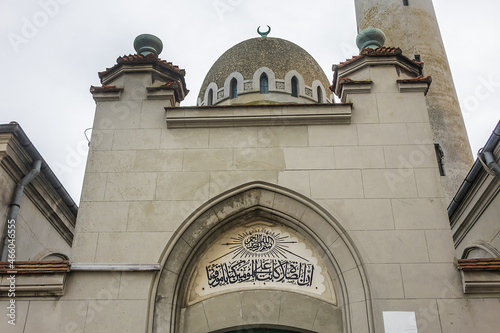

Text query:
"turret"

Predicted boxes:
[[354, 0, 473, 201]]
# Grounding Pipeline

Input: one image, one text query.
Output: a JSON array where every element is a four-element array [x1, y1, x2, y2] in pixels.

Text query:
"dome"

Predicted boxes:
[[197, 37, 333, 106]]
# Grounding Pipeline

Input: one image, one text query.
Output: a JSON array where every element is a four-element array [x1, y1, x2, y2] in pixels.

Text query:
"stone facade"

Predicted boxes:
[[2, 40, 494, 332], [354, 0, 474, 203], [450, 121, 500, 294]]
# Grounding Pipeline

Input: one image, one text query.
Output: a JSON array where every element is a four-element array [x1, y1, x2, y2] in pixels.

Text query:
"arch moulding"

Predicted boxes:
[[148, 181, 374, 333]]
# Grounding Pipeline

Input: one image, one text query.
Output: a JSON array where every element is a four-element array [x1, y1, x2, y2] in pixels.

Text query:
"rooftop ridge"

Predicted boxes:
[[98, 53, 185, 80], [334, 47, 423, 70]]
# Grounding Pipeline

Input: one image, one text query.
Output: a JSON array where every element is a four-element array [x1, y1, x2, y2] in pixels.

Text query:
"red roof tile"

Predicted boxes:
[[331, 47, 424, 95], [0, 260, 70, 274], [360, 46, 402, 56], [336, 54, 363, 69], [95, 53, 189, 103], [98, 53, 186, 80], [457, 258, 500, 271], [396, 75, 432, 84], [147, 80, 189, 103], [338, 77, 373, 85], [89, 85, 123, 93], [330, 76, 373, 92], [146, 81, 180, 91], [334, 47, 423, 70]]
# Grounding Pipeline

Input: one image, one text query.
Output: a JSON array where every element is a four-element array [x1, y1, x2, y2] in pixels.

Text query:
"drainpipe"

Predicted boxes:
[[479, 121, 500, 177], [6, 123, 78, 216], [448, 120, 500, 219], [1, 160, 42, 261]]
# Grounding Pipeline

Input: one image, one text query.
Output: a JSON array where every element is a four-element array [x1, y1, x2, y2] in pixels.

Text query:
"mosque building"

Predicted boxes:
[[1, 0, 500, 332]]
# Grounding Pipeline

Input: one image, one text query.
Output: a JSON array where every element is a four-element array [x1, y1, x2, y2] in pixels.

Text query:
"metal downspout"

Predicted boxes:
[[483, 150, 500, 176], [480, 121, 500, 176], [1, 160, 42, 261], [448, 120, 500, 219], [10, 123, 78, 217]]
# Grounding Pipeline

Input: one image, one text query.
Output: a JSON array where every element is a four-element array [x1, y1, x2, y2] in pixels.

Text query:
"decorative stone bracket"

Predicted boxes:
[[90, 85, 123, 102], [457, 258, 500, 294], [336, 78, 372, 103], [0, 261, 70, 297]]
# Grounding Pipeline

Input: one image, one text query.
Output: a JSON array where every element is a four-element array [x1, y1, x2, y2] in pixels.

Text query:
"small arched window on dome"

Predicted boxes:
[[207, 89, 213, 106], [317, 86, 323, 103], [291, 76, 298, 97], [230, 78, 238, 99], [260, 73, 269, 94]]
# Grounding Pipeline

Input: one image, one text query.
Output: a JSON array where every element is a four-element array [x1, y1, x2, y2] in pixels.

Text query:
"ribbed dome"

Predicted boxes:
[[197, 37, 332, 105]]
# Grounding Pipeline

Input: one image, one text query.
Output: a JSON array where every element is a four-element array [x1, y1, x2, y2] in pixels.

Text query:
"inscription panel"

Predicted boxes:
[[188, 222, 336, 304]]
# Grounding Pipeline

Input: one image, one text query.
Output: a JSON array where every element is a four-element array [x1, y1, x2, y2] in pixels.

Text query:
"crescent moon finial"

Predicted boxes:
[[257, 25, 271, 38]]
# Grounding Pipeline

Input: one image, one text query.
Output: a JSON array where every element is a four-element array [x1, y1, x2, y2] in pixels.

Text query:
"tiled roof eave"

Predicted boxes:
[[457, 258, 500, 271], [397, 75, 432, 95], [0, 260, 70, 274], [146, 81, 179, 91], [338, 77, 373, 85], [331, 76, 373, 99], [334, 47, 423, 71], [90, 85, 124, 94], [458, 258, 500, 294], [397, 75, 432, 84], [99, 63, 182, 84], [331, 50, 423, 97], [98, 54, 185, 81], [147, 81, 190, 104], [93, 55, 190, 103]]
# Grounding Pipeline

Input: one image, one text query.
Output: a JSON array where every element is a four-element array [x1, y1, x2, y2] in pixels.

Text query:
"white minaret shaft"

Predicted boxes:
[[354, 0, 473, 202]]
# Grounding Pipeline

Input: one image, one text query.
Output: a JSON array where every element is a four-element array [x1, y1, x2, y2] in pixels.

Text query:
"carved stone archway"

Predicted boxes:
[[148, 182, 374, 333]]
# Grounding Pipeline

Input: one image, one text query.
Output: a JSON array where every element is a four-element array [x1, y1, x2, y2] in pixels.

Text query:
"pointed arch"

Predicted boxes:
[[252, 66, 276, 93], [32, 249, 69, 261], [203, 82, 218, 106], [149, 182, 374, 333], [291, 76, 299, 97], [284, 71, 305, 98], [312, 80, 328, 104], [462, 242, 500, 259], [206, 89, 213, 106], [260, 72, 269, 94], [223, 72, 244, 101], [317, 86, 323, 103], [230, 77, 238, 99]]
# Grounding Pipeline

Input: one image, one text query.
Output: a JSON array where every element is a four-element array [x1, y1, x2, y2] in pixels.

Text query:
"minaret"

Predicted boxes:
[[354, 0, 473, 202]]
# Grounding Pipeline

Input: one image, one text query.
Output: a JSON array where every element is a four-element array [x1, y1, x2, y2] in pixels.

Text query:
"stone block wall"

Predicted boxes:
[[9, 59, 498, 333]]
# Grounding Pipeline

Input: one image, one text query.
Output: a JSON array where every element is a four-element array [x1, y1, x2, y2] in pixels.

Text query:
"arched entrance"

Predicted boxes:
[[149, 182, 373, 333]]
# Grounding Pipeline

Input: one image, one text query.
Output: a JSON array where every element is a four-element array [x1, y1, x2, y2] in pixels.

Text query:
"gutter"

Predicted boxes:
[[480, 123, 500, 176], [1, 160, 41, 260], [0, 123, 78, 217], [448, 120, 500, 219]]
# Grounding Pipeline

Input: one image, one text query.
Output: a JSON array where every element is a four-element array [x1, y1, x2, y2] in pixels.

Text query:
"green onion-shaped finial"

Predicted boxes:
[[134, 34, 163, 56], [356, 27, 386, 50]]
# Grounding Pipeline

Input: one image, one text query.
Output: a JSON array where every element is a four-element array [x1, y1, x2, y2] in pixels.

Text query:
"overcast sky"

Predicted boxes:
[[1, 0, 499, 203]]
